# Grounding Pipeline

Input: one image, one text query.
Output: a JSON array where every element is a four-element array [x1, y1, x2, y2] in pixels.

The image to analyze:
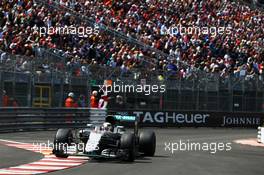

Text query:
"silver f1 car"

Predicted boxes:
[[52, 115, 156, 162]]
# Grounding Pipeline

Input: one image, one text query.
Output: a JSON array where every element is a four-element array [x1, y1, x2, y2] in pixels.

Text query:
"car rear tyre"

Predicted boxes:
[[120, 133, 136, 162], [53, 129, 72, 158], [139, 131, 156, 156]]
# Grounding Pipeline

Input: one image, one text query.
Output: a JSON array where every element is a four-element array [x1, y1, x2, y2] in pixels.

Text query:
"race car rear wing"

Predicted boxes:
[[112, 115, 137, 122], [106, 115, 139, 135]]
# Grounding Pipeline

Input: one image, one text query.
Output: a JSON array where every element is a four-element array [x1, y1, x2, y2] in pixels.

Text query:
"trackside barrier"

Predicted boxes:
[[0, 108, 106, 133], [257, 127, 264, 143], [108, 110, 264, 128], [1, 108, 264, 133], [89, 108, 107, 125]]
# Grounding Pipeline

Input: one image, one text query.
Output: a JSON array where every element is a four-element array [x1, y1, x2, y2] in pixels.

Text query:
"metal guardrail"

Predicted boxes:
[[0, 107, 262, 133], [240, 0, 264, 9], [0, 108, 106, 133]]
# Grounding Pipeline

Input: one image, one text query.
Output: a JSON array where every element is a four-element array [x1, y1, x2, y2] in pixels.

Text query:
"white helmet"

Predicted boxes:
[[68, 92, 74, 98], [103, 122, 112, 131]]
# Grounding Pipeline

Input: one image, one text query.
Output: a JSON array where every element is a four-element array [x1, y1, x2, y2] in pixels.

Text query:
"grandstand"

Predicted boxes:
[[0, 0, 263, 111]]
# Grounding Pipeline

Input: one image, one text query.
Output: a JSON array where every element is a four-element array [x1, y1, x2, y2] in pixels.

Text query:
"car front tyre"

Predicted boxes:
[[139, 131, 156, 156], [120, 133, 136, 162], [53, 129, 72, 158]]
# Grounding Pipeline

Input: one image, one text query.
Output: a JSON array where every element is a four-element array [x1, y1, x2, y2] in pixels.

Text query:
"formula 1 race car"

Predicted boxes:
[[52, 115, 156, 162]]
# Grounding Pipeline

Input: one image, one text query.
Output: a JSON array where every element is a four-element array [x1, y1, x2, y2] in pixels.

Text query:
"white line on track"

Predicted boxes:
[[30, 162, 81, 166], [0, 139, 89, 175], [0, 169, 48, 174], [15, 165, 68, 170]]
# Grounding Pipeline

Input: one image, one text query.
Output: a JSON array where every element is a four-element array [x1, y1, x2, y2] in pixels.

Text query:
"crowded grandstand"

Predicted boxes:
[[0, 1, 264, 174], [0, 0, 263, 78], [0, 0, 263, 110]]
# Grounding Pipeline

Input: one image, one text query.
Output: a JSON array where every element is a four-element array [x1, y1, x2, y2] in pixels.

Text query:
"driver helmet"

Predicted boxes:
[[103, 122, 112, 131]]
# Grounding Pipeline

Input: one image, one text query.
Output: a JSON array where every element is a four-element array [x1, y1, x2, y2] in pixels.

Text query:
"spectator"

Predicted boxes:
[[115, 95, 125, 108], [12, 98, 19, 107], [0, 0, 263, 80], [98, 94, 108, 109], [77, 94, 86, 107]]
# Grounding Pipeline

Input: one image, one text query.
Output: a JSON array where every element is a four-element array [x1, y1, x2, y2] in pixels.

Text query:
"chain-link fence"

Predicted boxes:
[[107, 72, 264, 112], [1, 69, 264, 112]]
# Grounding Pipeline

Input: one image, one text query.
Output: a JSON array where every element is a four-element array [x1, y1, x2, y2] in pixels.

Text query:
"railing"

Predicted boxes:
[[0, 108, 106, 133], [240, 0, 264, 9], [0, 107, 262, 133], [1, 70, 264, 112]]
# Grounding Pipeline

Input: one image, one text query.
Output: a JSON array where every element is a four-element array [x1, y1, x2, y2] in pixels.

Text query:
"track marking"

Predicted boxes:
[[234, 138, 264, 147], [0, 140, 89, 175]]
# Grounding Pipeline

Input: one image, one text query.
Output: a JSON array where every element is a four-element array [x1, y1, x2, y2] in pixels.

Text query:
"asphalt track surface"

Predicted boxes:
[[0, 128, 264, 175], [0, 144, 43, 169]]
